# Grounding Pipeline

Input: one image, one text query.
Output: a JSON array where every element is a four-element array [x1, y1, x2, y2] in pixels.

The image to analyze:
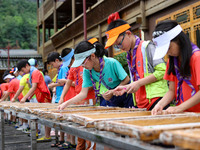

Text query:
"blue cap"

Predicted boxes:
[[28, 58, 37, 66]]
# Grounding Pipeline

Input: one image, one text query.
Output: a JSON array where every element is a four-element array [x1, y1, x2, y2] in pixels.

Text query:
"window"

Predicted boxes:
[[156, 1, 200, 47]]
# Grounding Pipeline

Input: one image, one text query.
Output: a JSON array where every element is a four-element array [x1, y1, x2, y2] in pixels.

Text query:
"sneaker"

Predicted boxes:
[[17, 126, 25, 131], [37, 136, 52, 142], [15, 124, 22, 129], [28, 131, 41, 138], [23, 128, 31, 134]]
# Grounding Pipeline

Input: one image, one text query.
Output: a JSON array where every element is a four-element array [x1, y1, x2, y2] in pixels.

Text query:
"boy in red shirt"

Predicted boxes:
[[17, 60, 51, 103], [17, 60, 51, 141]]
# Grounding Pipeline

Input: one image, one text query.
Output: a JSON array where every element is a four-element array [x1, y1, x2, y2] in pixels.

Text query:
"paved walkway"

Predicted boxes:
[[0, 122, 76, 150], [0, 122, 106, 150]]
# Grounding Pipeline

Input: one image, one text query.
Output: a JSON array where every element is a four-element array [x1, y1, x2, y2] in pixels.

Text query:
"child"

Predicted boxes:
[[47, 49, 75, 147], [151, 20, 200, 115], [58, 42, 96, 150], [105, 19, 168, 110], [47, 50, 75, 103], [0, 67, 23, 102], [12, 59, 39, 103], [58, 38, 133, 110], [17, 60, 51, 141]]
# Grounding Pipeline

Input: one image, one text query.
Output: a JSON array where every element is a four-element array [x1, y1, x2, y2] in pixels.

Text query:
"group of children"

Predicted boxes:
[[0, 17, 200, 150]]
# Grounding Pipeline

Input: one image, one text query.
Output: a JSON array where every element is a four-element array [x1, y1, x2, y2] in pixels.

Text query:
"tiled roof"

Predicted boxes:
[[0, 49, 43, 70], [0, 49, 42, 58]]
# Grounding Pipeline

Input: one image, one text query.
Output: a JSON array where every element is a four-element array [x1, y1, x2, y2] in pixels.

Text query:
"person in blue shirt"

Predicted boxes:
[[47, 49, 74, 146], [47, 49, 74, 103], [43, 69, 52, 86]]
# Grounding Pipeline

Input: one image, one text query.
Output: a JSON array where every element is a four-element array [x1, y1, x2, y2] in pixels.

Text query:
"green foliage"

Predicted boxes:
[[0, 0, 37, 49], [114, 52, 129, 76]]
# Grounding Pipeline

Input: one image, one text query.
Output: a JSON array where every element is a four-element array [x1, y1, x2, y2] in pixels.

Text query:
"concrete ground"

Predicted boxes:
[[0, 122, 106, 150]]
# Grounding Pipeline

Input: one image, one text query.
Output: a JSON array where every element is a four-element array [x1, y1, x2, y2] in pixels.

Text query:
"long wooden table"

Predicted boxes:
[[0, 106, 173, 150]]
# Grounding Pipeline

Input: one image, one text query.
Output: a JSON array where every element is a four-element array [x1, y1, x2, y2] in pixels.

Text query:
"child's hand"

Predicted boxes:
[[58, 101, 68, 110], [113, 86, 127, 96], [48, 83, 54, 89], [151, 104, 163, 115], [57, 79, 66, 85], [58, 99, 64, 105], [102, 90, 113, 100], [20, 97, 26, 103], [164, 106, 183, 114], [11, 98, 16, 103], [126, 81, 141, 94]]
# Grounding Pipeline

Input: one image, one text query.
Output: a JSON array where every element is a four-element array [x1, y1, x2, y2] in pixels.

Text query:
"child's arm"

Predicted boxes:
[[20, 83, 37, 103], [126, 74, 157, 94], [0, 91, 10, 102], [48, 82, 63, 89], [57, 79, 67, 85], [11, 86, 24, 102], [58, 87, 89, 110], [165, 85, 200, 114], [58, 79, 73, 104], [151, 81, 175, 115]]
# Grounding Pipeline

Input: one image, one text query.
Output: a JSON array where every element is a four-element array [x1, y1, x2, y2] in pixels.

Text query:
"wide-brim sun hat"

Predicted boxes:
[[153, 25, 182, 60]]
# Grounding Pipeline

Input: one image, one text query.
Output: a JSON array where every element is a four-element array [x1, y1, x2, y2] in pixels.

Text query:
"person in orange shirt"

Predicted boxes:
[[0, 67, 23, 102], [0, 83, 9, 99], [0, 71, 12, 99], [151, 20, 200, 114], [17, 60, 51, 103], [17, 60, 51, 141]]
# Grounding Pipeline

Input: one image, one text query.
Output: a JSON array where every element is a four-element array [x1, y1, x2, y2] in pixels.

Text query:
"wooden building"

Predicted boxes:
[[37, 0, 200, 76]]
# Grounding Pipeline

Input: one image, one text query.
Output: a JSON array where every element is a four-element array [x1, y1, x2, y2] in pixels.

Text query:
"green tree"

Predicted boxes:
[[0, 0, 37, 49]]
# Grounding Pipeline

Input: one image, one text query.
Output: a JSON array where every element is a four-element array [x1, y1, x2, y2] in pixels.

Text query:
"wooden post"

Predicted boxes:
[[37, 26, 40, 50], [42, 21, 46, 44], [37, 0, 40, 8], [108, 47, 113, 57], [0, 109, 5, 150], [30, 120, 37, 150], [72, 38, 75, 48], [98, 25, 102, 43], [140, 0, 147, 40], [54, 0, 58, 32], [83, 0, 87, 40], [72, 0, 76, 20]]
